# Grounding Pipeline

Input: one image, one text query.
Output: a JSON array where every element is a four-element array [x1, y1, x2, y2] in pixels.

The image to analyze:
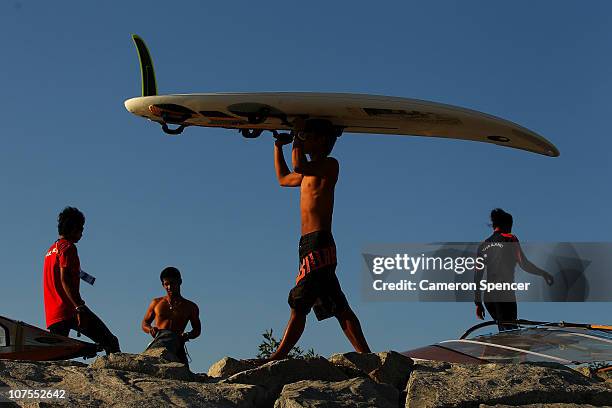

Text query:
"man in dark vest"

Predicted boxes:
[[474, 208, 554, 331]]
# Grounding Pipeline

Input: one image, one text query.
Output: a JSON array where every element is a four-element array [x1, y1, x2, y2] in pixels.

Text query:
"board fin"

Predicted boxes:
[[131, 34, 157, 97]]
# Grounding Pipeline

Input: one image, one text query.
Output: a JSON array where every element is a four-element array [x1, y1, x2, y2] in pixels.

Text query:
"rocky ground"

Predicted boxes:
[[0, 348, 610, 407]]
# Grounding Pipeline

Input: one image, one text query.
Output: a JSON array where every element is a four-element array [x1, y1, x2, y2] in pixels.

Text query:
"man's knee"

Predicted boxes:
[[48, 321, 71, 337], [104, 335, 121, 354]]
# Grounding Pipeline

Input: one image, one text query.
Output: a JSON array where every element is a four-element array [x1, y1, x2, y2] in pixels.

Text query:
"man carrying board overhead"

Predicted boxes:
[[270, 118, 371, 360]]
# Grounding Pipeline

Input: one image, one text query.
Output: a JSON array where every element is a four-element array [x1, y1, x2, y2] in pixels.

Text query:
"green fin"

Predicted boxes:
[[131, 34, 157, 97]]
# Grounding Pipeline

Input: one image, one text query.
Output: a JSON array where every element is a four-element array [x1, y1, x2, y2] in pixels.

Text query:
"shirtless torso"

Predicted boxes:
[[142, 295, 201, 340], [274, 130, 339, 235], [298, 158, 337, 235]]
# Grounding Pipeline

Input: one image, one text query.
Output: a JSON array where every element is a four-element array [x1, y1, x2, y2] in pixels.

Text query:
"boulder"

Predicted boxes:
[[207, 357, 261, 378], [224, 357, 348, 404], [91, 352, 206, 382], [1, 352, 609, 407], [0, 358, 265, 407], [274, 378, 399, 408], [405, 362, 612, 407], [141, 346, 183, 363], [329, 351, 414, 389]]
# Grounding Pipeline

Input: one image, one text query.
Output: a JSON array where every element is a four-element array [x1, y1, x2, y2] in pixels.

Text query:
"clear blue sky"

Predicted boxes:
[[1, 1, 610, 373]]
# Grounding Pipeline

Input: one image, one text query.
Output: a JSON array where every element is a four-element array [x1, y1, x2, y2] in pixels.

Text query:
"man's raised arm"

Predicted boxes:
[[275, 139, 303, 187], [292, 138, 339, 178]]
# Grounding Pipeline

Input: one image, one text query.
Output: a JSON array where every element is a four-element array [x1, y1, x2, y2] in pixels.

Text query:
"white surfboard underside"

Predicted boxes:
[[124, 92, 559, 157]]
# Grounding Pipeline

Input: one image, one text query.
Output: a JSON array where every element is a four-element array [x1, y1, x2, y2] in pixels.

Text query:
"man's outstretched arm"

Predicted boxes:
[[517, 245, 554, 285], [274, 141, 303, 187]]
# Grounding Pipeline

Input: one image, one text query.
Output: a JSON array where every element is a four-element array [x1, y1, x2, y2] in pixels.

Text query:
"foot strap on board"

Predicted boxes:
[[162, 123, 188, 135]]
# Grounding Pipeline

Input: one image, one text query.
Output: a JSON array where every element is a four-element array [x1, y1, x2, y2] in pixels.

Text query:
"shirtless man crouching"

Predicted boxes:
[[141, 267, 201, 366], [269, 118, 371, 360]]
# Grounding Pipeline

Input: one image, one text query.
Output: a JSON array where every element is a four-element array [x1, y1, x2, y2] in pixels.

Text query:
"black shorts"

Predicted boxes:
[[484, 301, 518, 332], [288, 231, 349, 320], [146, 329, 189, 366]]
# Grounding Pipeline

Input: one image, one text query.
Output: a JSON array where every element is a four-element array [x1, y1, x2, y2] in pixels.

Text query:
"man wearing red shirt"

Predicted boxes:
[[43, 207, 120, 354]]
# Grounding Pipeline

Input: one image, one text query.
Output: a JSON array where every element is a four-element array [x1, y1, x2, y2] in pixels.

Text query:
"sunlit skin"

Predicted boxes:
[[270, 123, 371, 360], [141, 277, 201, 342], [274, 127, 338, 235]]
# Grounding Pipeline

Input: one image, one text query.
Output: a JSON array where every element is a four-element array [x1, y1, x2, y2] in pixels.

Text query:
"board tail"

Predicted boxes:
[[131, 34, 157, 97]]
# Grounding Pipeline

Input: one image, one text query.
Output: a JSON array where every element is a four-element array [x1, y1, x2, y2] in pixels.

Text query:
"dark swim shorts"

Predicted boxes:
[[145, 329, 189, 366], [288, 231, 349, 321]]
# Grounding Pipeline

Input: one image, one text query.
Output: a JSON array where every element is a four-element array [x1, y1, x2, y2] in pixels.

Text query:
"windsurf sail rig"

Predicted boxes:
[[404, 319, 612, 369], [0, 315, 101, 361]]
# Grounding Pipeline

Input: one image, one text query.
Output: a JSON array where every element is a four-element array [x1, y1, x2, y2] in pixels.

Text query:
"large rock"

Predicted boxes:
[[141, 346, 183, 363], [274, 378, 399, 408], [91, 352, 206, 382], [207, 356, 261, 378], [329, 351, 414, 390], [0, 359, 265, 407], [405, 361, 612, 407], [2, 352, 609, 407], [224, 357, 349, 404]]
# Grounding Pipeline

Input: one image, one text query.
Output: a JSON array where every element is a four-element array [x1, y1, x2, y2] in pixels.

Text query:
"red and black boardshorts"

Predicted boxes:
[[288, 231, 349, 320]]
